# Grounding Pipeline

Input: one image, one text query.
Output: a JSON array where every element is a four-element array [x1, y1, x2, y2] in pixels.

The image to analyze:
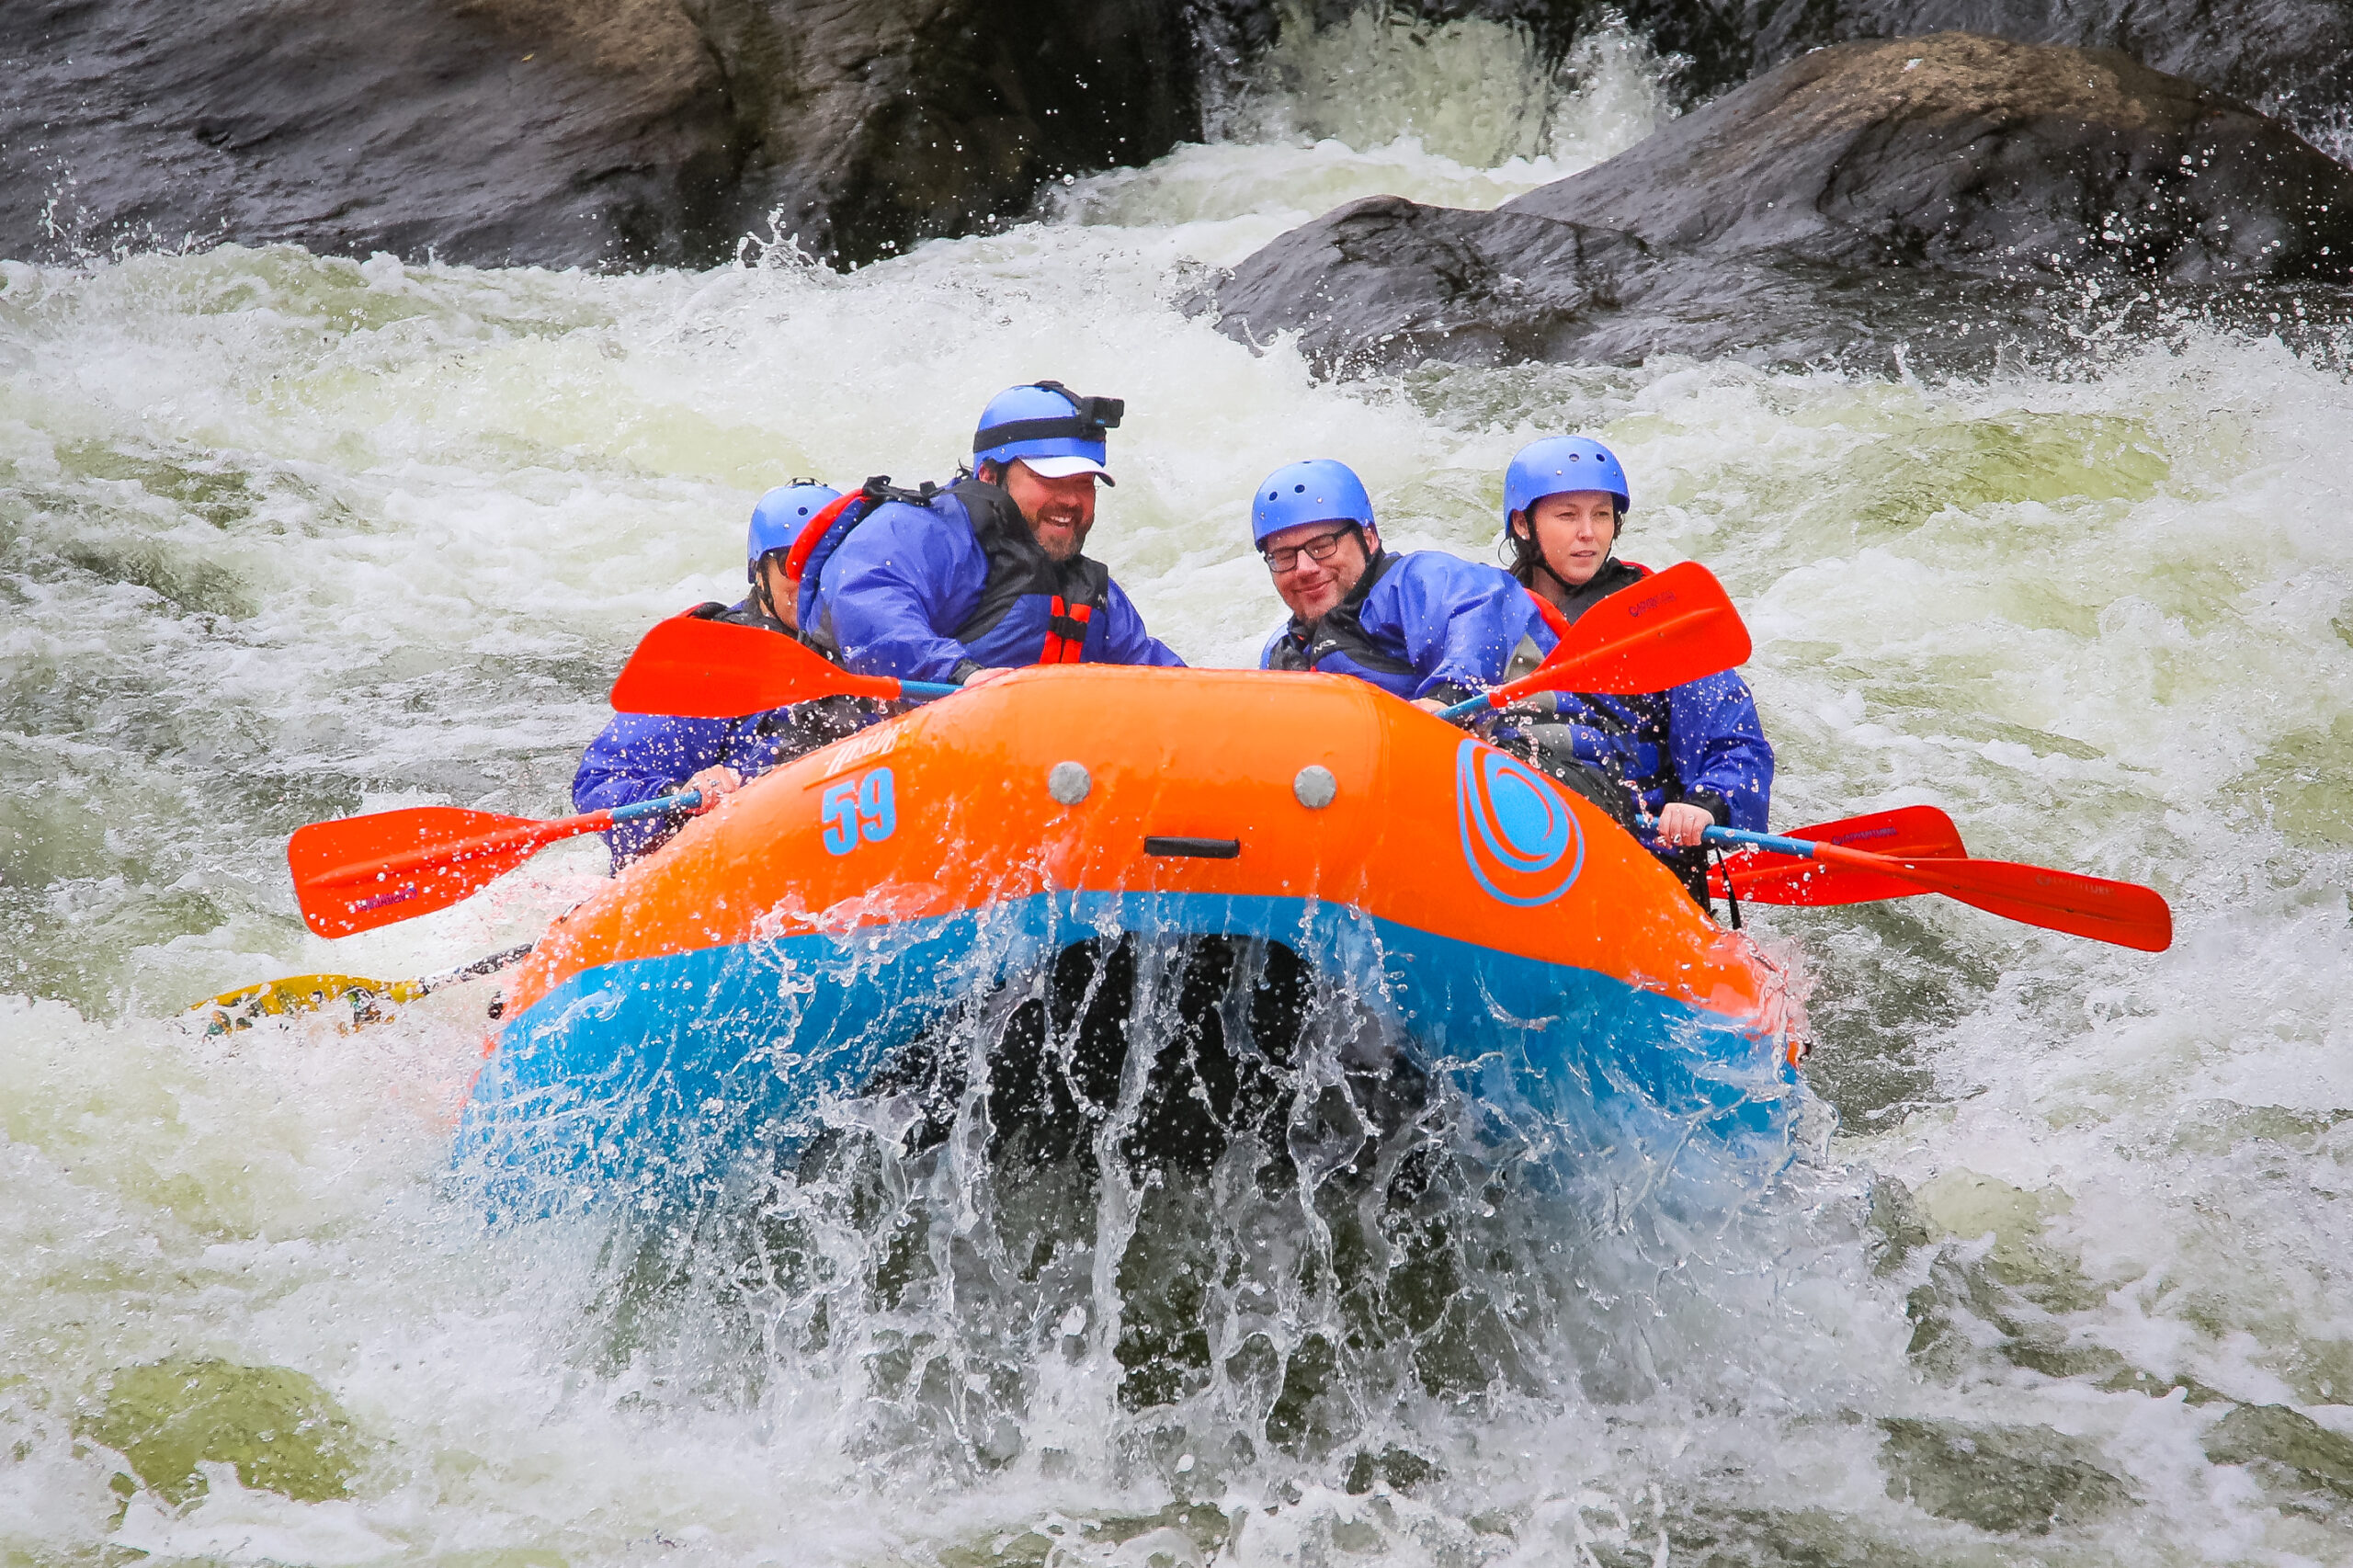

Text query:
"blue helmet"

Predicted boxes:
[[972, 381, 1122, 482], [746, 481, 842, 574], [1503, 436, 1630, 524], [1250, 459, 1375, 548]]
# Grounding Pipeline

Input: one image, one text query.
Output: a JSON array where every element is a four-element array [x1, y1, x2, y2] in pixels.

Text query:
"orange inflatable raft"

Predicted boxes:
[[455, 665, 1800, 1210]]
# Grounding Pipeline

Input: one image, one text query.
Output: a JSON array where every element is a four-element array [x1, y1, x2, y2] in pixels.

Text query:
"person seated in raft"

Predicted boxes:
[[1499, 436, 1774, 904], [1252, 458, 1547, 712], [811, 381, 1185, 685], [572, 482, 868, 869]]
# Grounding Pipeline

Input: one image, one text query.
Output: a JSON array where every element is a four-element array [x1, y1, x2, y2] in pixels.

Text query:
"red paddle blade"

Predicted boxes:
[[290, 807, 563, 937], [1711, 806, 1966, 906], [609, 614, 899, 718], [1811, 845, 2174, 952], [1501, 562, 1752, 702]]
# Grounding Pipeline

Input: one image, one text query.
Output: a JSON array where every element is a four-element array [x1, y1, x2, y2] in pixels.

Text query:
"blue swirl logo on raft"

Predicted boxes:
[[1454, 740, 1585, 906]]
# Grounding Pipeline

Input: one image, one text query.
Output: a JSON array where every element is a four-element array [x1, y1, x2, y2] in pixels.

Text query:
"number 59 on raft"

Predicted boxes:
[[821, 768, 897, 855]]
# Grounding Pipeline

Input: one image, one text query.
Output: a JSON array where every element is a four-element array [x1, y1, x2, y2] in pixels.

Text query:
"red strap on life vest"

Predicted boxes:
[[1040, 597, 1097, 665], [1526, 588, 1573, 641]]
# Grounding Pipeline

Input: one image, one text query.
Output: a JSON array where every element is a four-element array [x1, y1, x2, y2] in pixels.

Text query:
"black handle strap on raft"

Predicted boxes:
[[1711, 841, 1744, 930]]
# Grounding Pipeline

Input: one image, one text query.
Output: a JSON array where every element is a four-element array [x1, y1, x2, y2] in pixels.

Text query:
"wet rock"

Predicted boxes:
[[1212, 33, 2353, 372], [1507, 33, 2353, 279], [1209, 194, 1654, 369], [0, 0, 1248, 268], [79, 1358, 368, 1505], [1878, 1416, 2131, 1534], [1608, 1, 2353, 138], [695, 0, 1234, 265], [2203, 1403, 2353, 1499], [2, 0, 741, 268]]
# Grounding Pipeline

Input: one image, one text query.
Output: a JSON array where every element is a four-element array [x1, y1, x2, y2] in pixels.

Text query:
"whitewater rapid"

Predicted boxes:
[[6, 13, 2353, 1564]]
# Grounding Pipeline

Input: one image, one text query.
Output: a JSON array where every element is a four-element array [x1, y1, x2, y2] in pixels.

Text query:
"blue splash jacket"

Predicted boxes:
[[1259, 549, 1547, 702], [813, 478, 1183, 682]]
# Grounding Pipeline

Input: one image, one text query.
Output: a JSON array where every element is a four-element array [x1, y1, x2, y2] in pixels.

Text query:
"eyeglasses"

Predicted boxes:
[[1262, 526, 1360, 574]]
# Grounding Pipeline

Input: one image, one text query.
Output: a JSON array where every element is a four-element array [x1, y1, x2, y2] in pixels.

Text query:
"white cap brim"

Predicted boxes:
[[1018, 454, 1115, 484]]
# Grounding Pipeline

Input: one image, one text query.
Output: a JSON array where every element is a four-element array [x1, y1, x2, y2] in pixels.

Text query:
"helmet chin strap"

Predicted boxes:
[[750, 554, 788, 625]]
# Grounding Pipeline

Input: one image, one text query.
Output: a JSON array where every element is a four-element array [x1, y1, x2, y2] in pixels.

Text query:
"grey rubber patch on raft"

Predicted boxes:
[[1048, 761, 1092, 805], [1294, 766, 1338, 809]]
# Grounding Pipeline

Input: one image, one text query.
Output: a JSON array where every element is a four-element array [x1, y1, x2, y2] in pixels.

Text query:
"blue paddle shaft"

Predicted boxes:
[[905, 679, 962, 699], [607, 789, 705, 825], [1702, 825, 1819, 858], [1435, 692, 1495, 722]]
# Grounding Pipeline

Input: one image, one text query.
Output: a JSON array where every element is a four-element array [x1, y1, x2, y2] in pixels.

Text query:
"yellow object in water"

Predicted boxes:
[[195, 973, 425, 1034], [191, 942, 533, 1034]]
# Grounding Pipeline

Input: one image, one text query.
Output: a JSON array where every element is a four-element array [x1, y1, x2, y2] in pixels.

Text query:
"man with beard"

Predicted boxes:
[[1253, 458, 1546, 711], [811, 381, 1185, 683]]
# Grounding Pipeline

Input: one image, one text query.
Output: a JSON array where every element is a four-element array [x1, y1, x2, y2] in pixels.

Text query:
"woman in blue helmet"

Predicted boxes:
[[1253, 459, 1549, 708], [572, 482, 869, 869], [809, 382, 1184, 684], [1500, 436, 1774, 903]]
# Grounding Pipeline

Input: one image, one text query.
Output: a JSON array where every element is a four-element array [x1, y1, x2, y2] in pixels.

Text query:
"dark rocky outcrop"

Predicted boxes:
[[1, 0, 743, 268], [1633, 1, 2353, 136], [1373, 2, 2353, 142], [8, 1, 2353, 273], [691, 0, 1243, 264], [1211, 33, 2353, 372], [0, 0, 1263, 269]]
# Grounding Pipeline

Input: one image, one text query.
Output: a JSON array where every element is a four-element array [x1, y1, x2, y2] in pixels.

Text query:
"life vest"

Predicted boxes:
[[1526, 556, 1651, 632], [1263, 551, 1421, 699], [1513, 559, 1675, 806], [944, 477, 1110, 665], [793, 474, 1112, 668]]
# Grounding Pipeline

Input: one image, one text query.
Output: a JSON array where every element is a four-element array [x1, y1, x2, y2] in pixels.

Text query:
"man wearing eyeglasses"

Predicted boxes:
[[1254, 459, 1545, 714]]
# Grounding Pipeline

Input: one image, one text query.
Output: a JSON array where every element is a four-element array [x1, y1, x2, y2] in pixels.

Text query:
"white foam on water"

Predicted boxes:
[[6, 6, 2353, 1562]]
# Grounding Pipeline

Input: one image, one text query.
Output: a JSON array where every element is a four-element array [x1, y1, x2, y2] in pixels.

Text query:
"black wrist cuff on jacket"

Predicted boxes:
[[1680, 789, 1733, 826]]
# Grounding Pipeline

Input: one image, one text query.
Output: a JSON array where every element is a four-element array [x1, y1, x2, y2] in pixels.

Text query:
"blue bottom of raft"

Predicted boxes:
[[453, 892, 1798, 1217]]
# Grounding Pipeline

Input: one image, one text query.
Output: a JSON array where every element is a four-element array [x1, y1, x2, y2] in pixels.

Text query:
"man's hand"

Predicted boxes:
[[1413, 697, 1449, 715], [685, 766, 744, 808], [1654, 801, 1714, 847]]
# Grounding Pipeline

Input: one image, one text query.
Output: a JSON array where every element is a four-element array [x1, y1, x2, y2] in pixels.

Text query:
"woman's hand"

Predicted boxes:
[[685, 765, 744, 807], [1654, 801, 1714, 847]]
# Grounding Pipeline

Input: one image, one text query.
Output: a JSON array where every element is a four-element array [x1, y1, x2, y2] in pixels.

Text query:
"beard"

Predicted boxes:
[[1029, 505, 1092, 562]]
